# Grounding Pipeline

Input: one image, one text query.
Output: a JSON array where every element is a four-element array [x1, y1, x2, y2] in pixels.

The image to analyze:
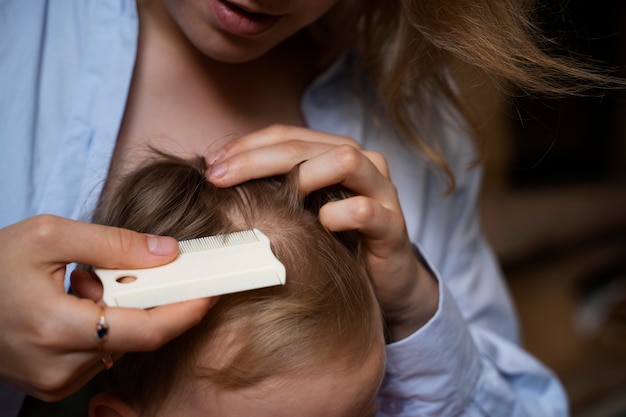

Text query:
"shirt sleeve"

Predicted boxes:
[[376, 143, 569, 416], [378, 269, 568, 416]]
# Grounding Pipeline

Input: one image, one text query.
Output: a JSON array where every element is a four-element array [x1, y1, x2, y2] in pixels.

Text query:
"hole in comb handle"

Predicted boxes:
[[116, 275, 137, 284]]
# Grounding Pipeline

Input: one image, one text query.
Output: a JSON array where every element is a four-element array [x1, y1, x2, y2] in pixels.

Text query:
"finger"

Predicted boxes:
[[60, 296, 217, 352], [24, 215, 178, 269], [31, 351, 124, 401], [319, 196, 400, 242], [100, 298, 217, 352], [298, 145, 396, 201], [208, 140, 336, 186], [22, 348, 108, 401], [207, 124, 361, 164], [70, 269, 103, 301], [80, 351, 124, 382], [362, 150, 391, 178]]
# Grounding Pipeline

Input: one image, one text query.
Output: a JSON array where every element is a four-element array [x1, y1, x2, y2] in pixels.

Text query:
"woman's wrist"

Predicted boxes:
[[385, 257, 440, 342]]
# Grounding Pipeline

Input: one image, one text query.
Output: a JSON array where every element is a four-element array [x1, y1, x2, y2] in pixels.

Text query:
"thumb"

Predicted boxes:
[[31, 215, 179, 269]]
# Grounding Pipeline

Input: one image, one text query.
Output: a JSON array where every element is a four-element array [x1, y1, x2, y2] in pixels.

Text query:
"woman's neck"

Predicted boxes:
[[110, 1, 325, 183]]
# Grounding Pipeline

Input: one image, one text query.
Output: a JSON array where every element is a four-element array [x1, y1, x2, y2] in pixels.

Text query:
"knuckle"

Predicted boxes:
[[28, 215, 62, 245], [333, 145, 363, 171], [265, 123, 292, 137], [350, 196, 376, 224], [31, 317, 64, 351], [105, 226, 134, 256], [29, 365, 71, 398]]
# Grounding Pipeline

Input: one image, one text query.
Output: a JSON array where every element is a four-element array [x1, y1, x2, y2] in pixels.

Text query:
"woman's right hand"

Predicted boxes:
[[205, 125, 439, 342], [0, 215, 216, 401]]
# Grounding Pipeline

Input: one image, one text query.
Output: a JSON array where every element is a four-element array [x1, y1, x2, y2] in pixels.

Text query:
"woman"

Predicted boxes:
[[0, 0, 605, 414]]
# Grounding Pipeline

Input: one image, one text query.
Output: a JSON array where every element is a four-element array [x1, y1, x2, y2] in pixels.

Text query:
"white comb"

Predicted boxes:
[[94, 229, 286, 308]]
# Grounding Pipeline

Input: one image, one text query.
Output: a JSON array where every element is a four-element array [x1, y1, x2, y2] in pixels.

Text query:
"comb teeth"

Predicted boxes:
[[178, 229, 260, 253]]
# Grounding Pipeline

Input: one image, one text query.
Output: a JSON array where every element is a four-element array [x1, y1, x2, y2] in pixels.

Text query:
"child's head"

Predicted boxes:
[[89, 153, 385, 417]]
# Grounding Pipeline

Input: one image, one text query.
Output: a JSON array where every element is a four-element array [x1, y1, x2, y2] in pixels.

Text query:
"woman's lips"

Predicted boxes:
[[210, 0, 283, 37]]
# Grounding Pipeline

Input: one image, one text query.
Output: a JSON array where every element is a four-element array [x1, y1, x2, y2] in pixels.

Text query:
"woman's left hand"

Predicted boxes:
[[206, 125, 439, 341]]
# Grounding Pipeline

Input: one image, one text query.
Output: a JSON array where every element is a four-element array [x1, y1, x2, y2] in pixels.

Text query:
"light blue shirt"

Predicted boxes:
[[0, 1, 568, 416]]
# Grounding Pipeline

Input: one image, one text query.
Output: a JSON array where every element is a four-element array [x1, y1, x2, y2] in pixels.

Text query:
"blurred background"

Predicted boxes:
[[473, 1, 626, 415]]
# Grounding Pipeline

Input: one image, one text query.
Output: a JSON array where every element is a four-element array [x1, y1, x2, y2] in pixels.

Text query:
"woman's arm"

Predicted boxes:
[[204, 124, 568, 416]]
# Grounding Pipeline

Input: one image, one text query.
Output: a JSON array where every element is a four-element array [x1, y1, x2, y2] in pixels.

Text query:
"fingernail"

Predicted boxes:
[[208, 163, 226, 181], [207, 149, 226, 165], [147, 235, 178, 256]]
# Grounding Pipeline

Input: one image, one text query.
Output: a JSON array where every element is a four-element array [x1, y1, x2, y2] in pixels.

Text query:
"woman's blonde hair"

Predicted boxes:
[[312, 0, 618, 187], [93, 153, 384, 416]]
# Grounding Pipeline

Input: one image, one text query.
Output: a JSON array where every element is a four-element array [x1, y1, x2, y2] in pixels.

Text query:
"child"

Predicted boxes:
[[88, 153, 385, 417]]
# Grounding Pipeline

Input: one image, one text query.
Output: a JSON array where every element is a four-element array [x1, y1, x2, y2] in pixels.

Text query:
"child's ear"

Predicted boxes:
[[89, 392, 138, 417]]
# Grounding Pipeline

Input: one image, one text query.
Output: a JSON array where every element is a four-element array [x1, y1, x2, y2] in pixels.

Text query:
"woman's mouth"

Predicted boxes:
[[210, 0, 284, 37]]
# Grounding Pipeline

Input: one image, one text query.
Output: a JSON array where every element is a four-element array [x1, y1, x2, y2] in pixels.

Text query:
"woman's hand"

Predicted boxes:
[[0, 215, 216, 401], [206, 125, 439, 341]]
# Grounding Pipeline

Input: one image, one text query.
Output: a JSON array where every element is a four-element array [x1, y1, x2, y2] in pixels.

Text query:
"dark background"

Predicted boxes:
[[480, 2, 626, 416]]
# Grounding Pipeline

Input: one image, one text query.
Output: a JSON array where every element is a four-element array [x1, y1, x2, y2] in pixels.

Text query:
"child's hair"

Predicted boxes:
[[92, 153, 384, 416]]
